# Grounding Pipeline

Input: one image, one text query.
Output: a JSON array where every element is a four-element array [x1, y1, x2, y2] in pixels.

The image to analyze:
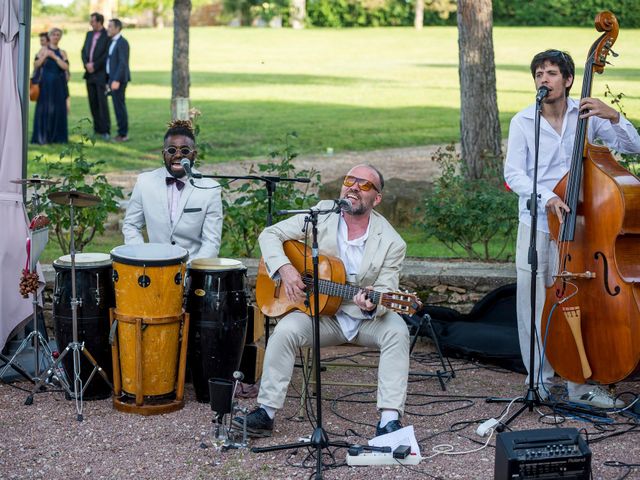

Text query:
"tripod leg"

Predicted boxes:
[[80, 346, 113, 390], [25, 344, 73, 405], [0, 352, 34, 383], [0, 332, 37, 382]]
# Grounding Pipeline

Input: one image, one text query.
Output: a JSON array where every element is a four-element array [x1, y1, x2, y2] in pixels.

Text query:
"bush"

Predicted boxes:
[[493, 0, 640, 28], [222, 132, 321, 257], [420, 144, 518, 260], [40, 120, 124, 254]]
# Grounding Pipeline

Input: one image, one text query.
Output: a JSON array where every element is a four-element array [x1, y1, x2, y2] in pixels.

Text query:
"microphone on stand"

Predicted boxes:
[[180, 158, 202, 179], [535, 86, 550, 103], [334, 198, 353, 213]]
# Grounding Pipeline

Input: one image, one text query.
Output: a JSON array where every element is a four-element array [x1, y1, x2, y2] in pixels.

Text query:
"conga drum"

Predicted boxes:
[[185, 258, 248, 403], [52, 253, 114, 400], [109, 243, 190, 415]]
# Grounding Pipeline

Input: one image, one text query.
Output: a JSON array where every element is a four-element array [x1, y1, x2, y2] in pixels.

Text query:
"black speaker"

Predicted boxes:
[[494, 428, 591, 480]]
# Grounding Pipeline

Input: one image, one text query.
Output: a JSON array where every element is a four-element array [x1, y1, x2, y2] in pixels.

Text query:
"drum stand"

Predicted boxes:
[[0, 187, 61, 387], [26, 191, 112, 421]]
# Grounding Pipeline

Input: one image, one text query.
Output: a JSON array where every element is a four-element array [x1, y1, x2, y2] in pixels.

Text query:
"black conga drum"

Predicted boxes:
[[52, 253, 114, 400], [185, 258, 248, 403]]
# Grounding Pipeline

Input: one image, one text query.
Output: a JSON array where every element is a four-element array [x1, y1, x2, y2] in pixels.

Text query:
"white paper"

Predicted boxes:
[[368, 425, 421, 457]]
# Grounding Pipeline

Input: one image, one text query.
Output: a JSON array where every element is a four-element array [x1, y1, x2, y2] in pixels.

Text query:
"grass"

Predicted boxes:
[[28, 25, 640, 171], [28, 25, 640, 261]]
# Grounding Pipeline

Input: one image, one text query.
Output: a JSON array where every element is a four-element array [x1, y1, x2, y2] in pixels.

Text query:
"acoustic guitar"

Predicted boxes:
[[256, 240, 421, 318]]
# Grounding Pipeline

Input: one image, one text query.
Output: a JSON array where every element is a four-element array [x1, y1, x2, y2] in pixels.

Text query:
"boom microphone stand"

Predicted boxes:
[[250, 204, 350, 479], [187, 170, 310, 346]]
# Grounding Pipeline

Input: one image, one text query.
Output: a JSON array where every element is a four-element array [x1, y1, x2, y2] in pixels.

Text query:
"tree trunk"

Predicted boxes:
[[90, 0, 118, 18], [414, 0, 424, 30], [457, 0, 502, 180], [290, 0, 306, 29], [172, 0, 191, 120]]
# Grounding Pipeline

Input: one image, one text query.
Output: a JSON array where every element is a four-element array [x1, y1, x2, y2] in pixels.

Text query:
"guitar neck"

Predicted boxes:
[[302, 276, 381, 304]]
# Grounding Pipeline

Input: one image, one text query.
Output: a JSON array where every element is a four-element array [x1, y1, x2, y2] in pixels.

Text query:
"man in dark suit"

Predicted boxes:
[[106, 18, 131, 142], [81, 12, 110, 139]]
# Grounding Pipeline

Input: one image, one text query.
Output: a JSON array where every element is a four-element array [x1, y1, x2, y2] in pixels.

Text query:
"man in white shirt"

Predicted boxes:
[[233, 164, 410, 437], [122, 120, 223, 259], [504, 49, 640, 408]]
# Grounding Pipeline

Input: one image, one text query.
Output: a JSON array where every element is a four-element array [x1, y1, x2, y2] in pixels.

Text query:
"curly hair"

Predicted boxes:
[[164, 120, 195, 141]]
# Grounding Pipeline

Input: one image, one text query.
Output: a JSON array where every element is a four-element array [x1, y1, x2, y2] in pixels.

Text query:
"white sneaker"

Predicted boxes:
[[569, 386, 624, 409]]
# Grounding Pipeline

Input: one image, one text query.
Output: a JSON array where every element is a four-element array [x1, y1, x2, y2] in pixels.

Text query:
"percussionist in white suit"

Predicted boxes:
[[122, 120, 222, 259]]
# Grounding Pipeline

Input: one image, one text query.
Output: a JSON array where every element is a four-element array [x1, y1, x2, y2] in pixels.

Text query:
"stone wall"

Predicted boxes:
[[39, 259, 516, 336]]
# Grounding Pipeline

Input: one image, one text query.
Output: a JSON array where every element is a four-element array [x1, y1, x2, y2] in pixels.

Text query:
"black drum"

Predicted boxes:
[[185, 258, 248, 403], [52, 253, 114, 400]]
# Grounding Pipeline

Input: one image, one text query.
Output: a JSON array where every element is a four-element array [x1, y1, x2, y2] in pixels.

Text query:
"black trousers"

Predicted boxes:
[[86, 80, 110, 135], [111, 84, 128, 137]]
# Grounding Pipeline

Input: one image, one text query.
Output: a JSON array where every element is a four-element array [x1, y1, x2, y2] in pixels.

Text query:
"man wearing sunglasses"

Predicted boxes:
[[233, 164, 410, 438], [122, 120, 223, 259], [504, 49, 640, 409]]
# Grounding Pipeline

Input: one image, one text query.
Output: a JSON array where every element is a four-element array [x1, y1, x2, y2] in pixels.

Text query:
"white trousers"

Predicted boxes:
[[516, 222, 591, 397], [257, 310, 410, 416]]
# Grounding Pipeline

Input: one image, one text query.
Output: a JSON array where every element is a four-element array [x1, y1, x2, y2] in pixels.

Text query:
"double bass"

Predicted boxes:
[[542, 11, 640, 385]]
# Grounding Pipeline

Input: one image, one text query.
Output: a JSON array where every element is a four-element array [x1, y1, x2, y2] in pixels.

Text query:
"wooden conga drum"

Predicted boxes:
[[109, 243, 189, 415]]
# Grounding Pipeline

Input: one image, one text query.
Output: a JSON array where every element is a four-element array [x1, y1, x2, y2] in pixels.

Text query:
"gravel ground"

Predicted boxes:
[[2, 341, 639, 480]]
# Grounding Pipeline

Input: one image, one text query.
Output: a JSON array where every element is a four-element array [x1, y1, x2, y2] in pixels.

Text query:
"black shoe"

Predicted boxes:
[[375, 419, 402, 436], [232, 407, 274, 438]]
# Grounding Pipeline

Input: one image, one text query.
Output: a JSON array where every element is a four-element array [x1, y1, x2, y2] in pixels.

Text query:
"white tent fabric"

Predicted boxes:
[[0, 0, 33, 349]]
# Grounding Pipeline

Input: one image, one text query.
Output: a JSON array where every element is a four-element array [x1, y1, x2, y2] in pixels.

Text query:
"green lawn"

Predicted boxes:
[[29, 25, 640, 261], [28, 26, 640, 172]]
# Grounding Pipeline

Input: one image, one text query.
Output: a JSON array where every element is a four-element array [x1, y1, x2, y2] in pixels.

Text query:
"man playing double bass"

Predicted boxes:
[[232, 164, 410, 437], [504, 49, 640, 408]]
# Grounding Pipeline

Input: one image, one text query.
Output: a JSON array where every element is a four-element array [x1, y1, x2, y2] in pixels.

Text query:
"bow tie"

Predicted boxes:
[[166, 177, 185, 191]]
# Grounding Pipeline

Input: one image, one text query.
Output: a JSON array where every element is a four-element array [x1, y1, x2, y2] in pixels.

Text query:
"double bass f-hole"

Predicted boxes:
[[555, 253, 571, 299], [594, 251, 620, 297]]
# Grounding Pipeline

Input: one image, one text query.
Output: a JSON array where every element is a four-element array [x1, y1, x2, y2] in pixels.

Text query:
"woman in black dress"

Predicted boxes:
[[31, 28, 69, 144]]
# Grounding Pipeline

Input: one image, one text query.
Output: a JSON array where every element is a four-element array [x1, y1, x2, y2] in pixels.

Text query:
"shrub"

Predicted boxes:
[[40, 120, 124, 254], [222, 132, 321, 257], [420, 144, 518, 260]]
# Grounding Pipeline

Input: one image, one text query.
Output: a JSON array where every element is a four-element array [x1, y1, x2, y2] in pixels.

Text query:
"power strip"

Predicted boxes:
[[347, 452, 422, 466]]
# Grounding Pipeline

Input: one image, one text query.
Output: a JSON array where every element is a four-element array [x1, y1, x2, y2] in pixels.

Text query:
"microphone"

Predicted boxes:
[[233, 371, 244, 382], [536, 86, 549, 103], [180, 158, 202, 179], [334, 198, 352, 213]]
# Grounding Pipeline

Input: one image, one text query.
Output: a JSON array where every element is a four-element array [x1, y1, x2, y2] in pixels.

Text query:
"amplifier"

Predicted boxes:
[[494, 428, 591, 480]]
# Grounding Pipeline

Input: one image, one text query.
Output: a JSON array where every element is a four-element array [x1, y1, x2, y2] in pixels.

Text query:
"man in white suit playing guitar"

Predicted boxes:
[[122, 120, 222, 259], [233, 164, 410, 438]]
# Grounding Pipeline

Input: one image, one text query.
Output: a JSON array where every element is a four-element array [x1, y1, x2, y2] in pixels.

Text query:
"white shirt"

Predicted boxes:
[[335, 214, 370, 341], [166, 176, 184, 226], [504, 97, 640, 232], [106, 33, 121, 75]]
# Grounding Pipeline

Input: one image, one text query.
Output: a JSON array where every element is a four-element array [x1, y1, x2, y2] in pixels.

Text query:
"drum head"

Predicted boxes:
[[189, 258, 245, 271], [111, 243, 189, 266], [54, 252, 111, 268]]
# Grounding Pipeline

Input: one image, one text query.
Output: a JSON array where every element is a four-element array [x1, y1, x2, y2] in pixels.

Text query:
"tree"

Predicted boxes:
[[414, 0, 424, 29], [290, 0, 306, 29], [457, 0, 502, 180], [172, 0, 191, 120]]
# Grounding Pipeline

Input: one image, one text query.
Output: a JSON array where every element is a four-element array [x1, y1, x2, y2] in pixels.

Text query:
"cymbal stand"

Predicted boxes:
[[0, 185, 61, 386], [26, 194, 112, 420]]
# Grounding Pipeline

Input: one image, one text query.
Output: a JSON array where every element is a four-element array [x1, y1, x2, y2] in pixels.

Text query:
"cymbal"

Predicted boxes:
[[48, 191, 101, 207], [11, 177, 59, 186]]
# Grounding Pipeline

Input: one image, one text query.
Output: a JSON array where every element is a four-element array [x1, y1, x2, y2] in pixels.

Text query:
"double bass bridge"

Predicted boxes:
[[553, 271, 597, 280]]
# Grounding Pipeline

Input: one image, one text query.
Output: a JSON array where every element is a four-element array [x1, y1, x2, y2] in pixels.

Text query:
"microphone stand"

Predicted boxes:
[[486, 94, 607, 425], [187, 172, 310, 347], [251, 205, 350, 480]]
